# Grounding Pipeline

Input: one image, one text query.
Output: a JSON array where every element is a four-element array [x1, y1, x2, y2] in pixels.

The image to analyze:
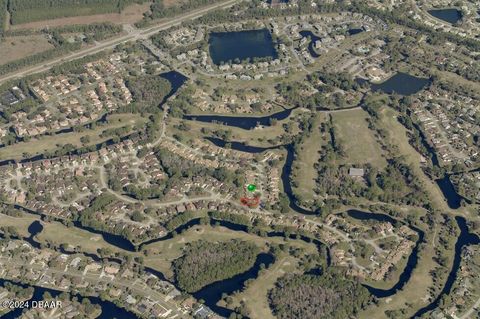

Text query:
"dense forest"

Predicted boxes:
[[126, 75, 172, 110], [50, 22, 123, 41], [8, 0, 143, 24], [173, 239, 260, 292], [269, 271, 371, 319], [137, 0, 219, 27]]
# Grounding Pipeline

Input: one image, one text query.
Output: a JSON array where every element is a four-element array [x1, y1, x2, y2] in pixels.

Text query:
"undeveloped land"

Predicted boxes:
[[0, 35, 54, 65], [10, 2, 152, 30], [163, 0, 187, 8]]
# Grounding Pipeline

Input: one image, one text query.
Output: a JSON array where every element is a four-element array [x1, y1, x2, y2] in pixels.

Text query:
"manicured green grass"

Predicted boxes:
[[291, 113, 325, 202], [331, 108, 387, 169], [226, 254, 302, 319]]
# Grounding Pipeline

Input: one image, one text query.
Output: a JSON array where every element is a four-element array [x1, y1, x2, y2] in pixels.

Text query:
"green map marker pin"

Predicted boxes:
[[247, 184, 257, 192]]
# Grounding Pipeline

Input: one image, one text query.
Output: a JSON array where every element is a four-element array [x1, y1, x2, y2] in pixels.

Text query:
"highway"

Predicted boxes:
[[0, 0, 240, 85]]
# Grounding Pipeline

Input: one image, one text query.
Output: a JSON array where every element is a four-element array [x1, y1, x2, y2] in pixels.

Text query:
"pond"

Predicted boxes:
[[428, 8, 462, 24], [183, 106, 298, 130], [371, 72, 431, 96], [436, 174, 470, 209], [348, 28, 364, 35], [209, 29, 278, 65], [159, 70, 188, 105]]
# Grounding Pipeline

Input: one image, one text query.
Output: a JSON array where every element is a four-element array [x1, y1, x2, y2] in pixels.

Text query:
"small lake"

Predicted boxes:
[[371, 72, 430, 96], [428, 8, 462, 24], [183, 106, 297, 130], [192, 253, 275, 317], [159, 70, 188, 104], [209, 29, 278, 65]]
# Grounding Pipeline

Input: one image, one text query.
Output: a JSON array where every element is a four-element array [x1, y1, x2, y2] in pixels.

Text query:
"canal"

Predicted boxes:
[[411, 216, 480, 318]]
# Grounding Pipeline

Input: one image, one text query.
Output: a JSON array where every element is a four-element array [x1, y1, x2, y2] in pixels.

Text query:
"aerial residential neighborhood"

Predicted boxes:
[[0, 0, 479, 318]]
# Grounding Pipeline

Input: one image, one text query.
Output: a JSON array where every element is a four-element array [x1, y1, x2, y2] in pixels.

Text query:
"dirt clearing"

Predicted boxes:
[[10, 2, 152, 30], [0, 35, 54, 65]]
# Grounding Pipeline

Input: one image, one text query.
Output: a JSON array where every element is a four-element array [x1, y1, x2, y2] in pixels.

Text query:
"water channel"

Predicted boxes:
[[411, 216, 480, 318], [183, 106, 298, 130]]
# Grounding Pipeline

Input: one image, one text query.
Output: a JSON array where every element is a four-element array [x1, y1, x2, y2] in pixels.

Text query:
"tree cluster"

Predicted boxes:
[[173, 239, 260, 292], [8, 0, 142, 24], [268, 271, 371, 319]]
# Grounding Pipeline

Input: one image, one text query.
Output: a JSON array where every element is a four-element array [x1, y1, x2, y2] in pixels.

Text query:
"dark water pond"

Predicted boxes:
[[412, 216, 480, 318], [371, 72, 430, 96], [436, 176, 463, 209], [183, 106, 297, 130], [27, 221, 43, 237], [160, 70, 188, 104], [209, 29, 278, 65], [348, 28, 364, 35], [428, 8, 463, 24]]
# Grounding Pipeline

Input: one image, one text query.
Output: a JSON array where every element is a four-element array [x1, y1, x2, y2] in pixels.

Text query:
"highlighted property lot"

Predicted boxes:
[[240, 196, 260, 208]]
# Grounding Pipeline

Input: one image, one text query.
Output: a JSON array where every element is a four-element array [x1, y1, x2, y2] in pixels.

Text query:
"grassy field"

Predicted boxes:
[[377, 107, 455, 213], [332, 108, 387, 169], [10, 2, 151, 29], [0, 113, 145, 161], [291, 113, 325, 202], [36, 219, 131, 256], [0, 35, 54, 65]]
